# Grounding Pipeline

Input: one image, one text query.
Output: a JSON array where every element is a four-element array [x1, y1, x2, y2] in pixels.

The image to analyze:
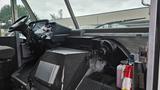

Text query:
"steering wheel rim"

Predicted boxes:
[[9, 16, 28, 32], [13, 16, 28, 25]]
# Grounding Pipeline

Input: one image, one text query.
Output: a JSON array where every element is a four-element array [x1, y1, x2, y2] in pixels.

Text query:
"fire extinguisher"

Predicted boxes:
[[122, 65, 133, 90]]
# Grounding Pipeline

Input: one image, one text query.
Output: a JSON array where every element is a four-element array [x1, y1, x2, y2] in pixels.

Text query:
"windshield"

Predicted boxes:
[[24, 0, 150, 29], [26, 0, 70, 19]]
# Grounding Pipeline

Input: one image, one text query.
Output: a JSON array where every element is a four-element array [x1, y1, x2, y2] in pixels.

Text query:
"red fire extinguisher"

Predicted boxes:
[[122, 65, 133, 90]]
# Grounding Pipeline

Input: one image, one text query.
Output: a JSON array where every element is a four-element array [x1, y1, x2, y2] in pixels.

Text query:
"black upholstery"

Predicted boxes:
[[0, 46, 15, 59]]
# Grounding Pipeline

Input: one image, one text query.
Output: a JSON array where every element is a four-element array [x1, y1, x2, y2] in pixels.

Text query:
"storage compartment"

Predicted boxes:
[[34, 47, 89, 90]]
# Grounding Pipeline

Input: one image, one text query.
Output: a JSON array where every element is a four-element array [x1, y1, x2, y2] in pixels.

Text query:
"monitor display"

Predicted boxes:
[[35, 61, 60, 84]]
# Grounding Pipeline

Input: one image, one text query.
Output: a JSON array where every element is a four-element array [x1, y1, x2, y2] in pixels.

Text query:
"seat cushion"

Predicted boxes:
[[0, 46, 15, 59]]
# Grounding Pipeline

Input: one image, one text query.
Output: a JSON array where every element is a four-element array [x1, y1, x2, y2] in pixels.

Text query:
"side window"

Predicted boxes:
[[0, 0, 28, 37], [0, 0, 12, 36]]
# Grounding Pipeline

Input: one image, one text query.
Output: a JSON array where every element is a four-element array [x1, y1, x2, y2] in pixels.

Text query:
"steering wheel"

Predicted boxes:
[[9, 16, 28, 32]]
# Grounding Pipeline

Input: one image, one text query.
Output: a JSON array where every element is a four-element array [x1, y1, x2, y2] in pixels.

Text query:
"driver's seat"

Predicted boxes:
[[0, 46, 15, 90]]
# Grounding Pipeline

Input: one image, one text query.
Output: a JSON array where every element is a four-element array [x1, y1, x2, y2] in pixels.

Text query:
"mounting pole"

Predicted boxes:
[[141, 0, 150, 6], [10, 0, 22, 67], [64, 0, 80, 29], [10, 0, 18, 22]]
